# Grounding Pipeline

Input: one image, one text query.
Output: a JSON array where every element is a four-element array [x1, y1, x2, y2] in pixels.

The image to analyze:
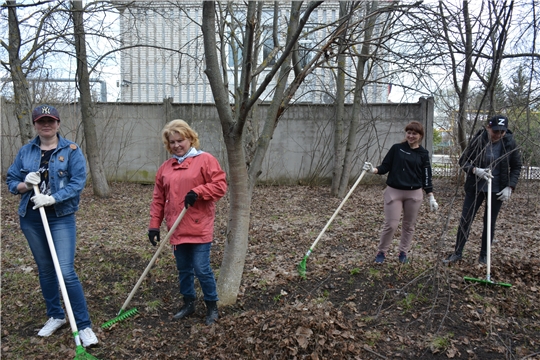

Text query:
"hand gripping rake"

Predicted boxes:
[[463, 175, 512, 287], [101, 207, 188, 328], [33, 186, 99, 360], [298, 170, 367, 279]]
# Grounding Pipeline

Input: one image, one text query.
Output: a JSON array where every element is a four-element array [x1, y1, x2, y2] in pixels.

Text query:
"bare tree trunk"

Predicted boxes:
[[71, 0, 110, 197], [247, 2, 301, 192], [6, 0, 33, 143], [202, 2, 251, 305], [439, 1, 474, 152], [202, 1, 323, 305], [330, 2, 349, 196], [338, 1, 378, 197]]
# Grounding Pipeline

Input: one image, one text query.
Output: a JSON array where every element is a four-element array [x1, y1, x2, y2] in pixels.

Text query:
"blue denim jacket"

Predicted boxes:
[[6, 134, 87, 217]]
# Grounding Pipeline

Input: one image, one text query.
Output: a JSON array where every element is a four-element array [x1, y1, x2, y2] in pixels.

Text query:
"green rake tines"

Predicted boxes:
[[463, 276, 512, 287], [75, 343, 100, 360], [101, 308, 139, 329], [102, 208, 189, 329], [297, 250, 312, 279]]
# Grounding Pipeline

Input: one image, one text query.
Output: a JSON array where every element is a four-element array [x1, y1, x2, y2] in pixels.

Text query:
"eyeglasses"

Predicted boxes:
[[35, 118, 59, 125]]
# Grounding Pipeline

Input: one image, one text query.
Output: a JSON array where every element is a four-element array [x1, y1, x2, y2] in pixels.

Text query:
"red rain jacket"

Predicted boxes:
[[149, 152, 227, 245]]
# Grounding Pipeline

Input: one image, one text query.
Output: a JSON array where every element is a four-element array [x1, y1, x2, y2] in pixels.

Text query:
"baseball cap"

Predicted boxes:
[[32, 105, 60, 123], [488, 115, 508, 131]]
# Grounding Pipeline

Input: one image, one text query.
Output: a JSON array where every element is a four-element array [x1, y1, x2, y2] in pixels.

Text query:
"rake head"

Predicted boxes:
[[297, 255, 308, 279], [463, 276, 512, 287], [101, 308, 139, 329], [74, 345, 99, 360]]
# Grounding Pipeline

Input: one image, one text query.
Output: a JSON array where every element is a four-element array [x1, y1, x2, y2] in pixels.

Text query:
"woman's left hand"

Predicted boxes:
[[428, 194, 438, 211], [184, 190, 198, 208], [31, 194, 56, 209]]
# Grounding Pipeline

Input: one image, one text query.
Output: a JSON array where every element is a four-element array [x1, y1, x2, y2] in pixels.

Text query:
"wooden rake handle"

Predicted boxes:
[[119, 206, 188, 314], [306, 170, 367, 255], [33, 185, 82, 346]]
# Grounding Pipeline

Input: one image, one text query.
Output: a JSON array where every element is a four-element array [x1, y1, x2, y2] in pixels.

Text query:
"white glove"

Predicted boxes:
[[473, 167, 493, 181], [24, 172, 41, 190], [496, 186, 512, 201], [363, 162, 376, 173], [428, 194, 438, 211], [31, 194, 56, 209]]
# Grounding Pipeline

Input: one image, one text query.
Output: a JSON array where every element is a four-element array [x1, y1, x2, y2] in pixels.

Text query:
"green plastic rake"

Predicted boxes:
[[102, 207, 188, 329], [33, 186, 99, 360], [298, 170, 367, 279], [463, 175, 512, 288]]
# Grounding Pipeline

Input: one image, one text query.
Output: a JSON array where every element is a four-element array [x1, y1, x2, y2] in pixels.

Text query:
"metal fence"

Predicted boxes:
[[432, 164, 540, 180]]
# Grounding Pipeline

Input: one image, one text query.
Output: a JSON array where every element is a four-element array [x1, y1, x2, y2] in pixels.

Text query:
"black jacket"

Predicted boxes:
[[376, 142, 433, 194], [459, 128, 522, 192]]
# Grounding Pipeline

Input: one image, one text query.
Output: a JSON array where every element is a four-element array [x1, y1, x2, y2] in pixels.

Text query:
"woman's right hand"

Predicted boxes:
[[363, 162, 376, 174], [148, 229, 160, 246], [24, 172, 40, 190]]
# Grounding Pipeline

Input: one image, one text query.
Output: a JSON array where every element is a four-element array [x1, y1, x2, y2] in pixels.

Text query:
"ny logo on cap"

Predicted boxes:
[[41, 106, 52, 115]]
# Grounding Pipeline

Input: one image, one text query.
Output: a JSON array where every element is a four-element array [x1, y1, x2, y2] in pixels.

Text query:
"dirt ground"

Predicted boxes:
[[1, 178, 539, 359]]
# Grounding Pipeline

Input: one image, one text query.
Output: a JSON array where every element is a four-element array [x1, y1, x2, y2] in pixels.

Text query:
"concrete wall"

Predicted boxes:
[[1, 97, 433, 184]]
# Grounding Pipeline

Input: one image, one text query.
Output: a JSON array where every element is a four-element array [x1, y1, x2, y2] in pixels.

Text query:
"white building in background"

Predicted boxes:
[[116, 1, 392, 104]]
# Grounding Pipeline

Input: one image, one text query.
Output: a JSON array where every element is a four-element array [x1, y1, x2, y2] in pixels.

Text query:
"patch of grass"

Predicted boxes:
[[368, 267, 382, 279], [146, 299, 161, 312], [364, 330, 382, 346], [258, 279, 268, 290], [430, 332, 454, 353], [400, 293, 416, 312], [314, 289, 330, 304], [265, 253, 276, 263]]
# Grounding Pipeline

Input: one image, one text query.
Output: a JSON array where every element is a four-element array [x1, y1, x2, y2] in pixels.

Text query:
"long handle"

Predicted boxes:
[[304, 170, 367, 257], [118, 206, 188, 314], [33, 185, 82, 346], [486, 175, 492, 282]]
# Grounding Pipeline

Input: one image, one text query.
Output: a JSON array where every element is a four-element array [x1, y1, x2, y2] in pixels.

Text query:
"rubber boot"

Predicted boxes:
[[173, 298, 196, 320], [204, 300, 218, 325]]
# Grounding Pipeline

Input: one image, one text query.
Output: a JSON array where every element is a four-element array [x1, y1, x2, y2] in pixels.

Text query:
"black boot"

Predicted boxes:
[[204, 300, 218, 325], [173, 298, 196, 320]]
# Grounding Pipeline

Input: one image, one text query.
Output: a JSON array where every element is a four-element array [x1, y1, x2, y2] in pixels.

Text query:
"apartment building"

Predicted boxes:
[[116, 1, 392, 104]]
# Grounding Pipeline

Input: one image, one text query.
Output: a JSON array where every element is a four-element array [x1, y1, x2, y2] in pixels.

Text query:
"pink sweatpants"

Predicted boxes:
[[377, 186, 423, 255]]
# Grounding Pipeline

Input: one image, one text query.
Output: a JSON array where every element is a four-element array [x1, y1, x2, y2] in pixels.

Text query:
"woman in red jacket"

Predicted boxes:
[[148, 119, 227, 325]]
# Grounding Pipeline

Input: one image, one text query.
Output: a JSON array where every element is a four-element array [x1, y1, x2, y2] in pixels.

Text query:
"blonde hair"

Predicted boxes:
[[161, 119, 200, 154]]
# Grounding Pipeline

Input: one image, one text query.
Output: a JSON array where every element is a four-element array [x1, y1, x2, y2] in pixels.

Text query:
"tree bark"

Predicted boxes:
[[202, 1, 323, 305], [6, 0, 33, 144], [338, 2, 378, 197], [330, 2, 349, 196], [71, 0, 110, 197]]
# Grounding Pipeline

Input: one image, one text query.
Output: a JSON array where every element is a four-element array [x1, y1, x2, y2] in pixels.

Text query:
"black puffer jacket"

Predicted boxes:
[[459, 128, 522, 192]]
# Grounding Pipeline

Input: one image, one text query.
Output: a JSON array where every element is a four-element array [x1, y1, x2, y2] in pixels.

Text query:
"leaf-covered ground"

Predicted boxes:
[[1, 178, 539, 359]]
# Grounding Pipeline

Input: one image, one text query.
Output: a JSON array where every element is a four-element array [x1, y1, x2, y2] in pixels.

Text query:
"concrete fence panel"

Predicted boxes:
[[1, 97, 433, 184]]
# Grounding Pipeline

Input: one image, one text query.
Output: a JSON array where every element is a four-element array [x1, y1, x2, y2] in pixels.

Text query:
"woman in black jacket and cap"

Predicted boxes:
[[445, 115, 522, 264]]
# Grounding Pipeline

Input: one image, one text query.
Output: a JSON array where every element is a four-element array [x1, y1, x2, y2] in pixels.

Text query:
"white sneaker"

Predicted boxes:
[[37, 317, 66, 337], [79, 327, 98, 347]]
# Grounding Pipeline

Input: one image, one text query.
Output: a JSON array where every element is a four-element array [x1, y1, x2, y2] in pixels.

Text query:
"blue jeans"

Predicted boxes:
[[174, 243, 218, 302], [20, 208, 91, 330]]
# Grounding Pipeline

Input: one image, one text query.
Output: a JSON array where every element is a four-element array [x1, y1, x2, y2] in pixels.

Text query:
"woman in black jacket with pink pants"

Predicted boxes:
[[363, 121, 438, 264]]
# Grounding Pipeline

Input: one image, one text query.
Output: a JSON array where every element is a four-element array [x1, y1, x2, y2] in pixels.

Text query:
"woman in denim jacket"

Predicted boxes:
[[6, 105, 98, 347]]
